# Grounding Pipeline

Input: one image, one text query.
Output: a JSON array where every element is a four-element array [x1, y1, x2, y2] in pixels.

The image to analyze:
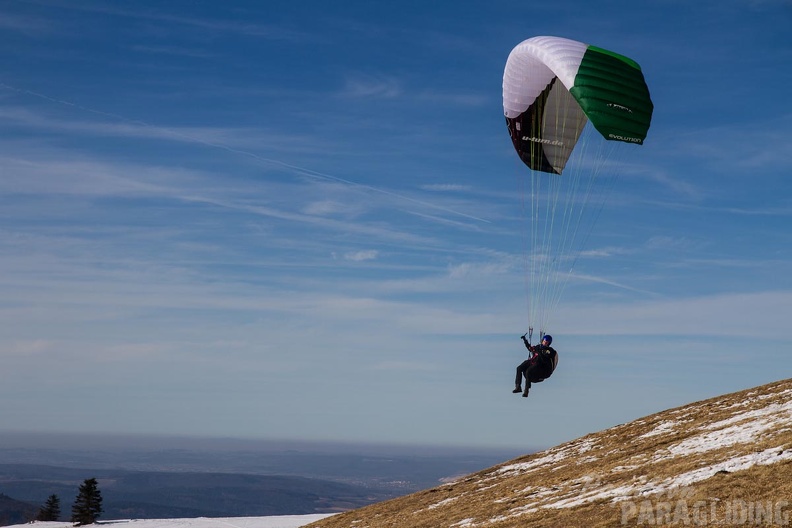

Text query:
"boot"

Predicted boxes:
[[522, 388, 530, 397], [512, 386, 521, 393]]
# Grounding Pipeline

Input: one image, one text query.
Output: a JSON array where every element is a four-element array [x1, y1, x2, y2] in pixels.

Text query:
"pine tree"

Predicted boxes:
[[37, 494, 61, 521], [70, 478, 103, 526]]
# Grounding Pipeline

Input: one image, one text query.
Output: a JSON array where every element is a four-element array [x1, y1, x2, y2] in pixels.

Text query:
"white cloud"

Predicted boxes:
[[420, 184, 473, 192], [344, 249, 379, 262], [301, 200, 352, 216], [556, 290, 792, 339], [447, 261, 512, 280], [340, 74, 403, 98]]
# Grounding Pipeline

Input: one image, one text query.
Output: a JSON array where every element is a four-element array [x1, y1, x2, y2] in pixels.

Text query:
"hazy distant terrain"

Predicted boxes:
[[0, 435, 523, 524], [0, 464, 393, 520], [0, 494, 37, 526], [0, 434, 524, 489], [5, 516, 331, 528]]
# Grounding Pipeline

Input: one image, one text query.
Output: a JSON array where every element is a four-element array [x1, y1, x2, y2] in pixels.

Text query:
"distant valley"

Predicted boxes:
[[0, 464, 392, 520], [0, 436, 524, 525]]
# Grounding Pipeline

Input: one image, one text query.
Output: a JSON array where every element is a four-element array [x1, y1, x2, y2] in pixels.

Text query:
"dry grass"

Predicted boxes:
[[305, 378, 792, 528]]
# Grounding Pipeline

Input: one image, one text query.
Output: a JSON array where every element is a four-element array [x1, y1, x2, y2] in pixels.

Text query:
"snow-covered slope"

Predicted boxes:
[[306, 378, 792, 527]]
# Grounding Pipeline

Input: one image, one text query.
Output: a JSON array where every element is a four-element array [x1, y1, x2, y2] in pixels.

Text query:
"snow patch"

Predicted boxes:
[[656, 446, 792, 491], [427, 497, 459, 510], [658, 399, 792, 458], [639, 420, 679, 438]]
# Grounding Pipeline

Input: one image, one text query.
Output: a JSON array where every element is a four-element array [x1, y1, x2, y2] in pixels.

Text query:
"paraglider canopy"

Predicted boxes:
[[503, 36, 653, 175]]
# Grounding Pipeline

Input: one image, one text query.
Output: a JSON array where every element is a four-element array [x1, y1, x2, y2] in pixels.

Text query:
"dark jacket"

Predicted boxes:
[[521, 338, 558, 381]]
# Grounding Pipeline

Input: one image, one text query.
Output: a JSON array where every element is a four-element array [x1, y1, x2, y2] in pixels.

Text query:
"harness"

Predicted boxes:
[[530, 346, 558, 383]]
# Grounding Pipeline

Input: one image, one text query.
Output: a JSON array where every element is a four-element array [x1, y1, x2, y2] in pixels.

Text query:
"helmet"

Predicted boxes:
[[542, 335, 553, 344]]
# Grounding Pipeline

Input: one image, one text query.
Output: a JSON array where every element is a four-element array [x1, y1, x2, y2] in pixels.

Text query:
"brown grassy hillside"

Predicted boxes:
[[306, 378, 792, 528]]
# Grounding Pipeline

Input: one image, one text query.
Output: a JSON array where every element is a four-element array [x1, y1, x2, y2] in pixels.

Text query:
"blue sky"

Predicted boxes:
[[1, 0, 791, 451]]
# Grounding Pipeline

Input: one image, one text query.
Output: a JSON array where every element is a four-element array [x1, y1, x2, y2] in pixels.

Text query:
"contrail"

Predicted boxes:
[[0, 82, 490, 223]]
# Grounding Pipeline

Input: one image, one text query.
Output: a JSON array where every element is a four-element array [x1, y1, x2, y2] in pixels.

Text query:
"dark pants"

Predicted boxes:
[[515, 360, 534, 389], [516, 359, 549, 389]]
